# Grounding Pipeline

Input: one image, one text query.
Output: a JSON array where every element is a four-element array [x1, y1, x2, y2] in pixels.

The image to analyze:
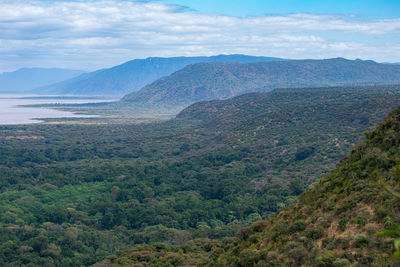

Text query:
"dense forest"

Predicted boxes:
[[103, 93, 400, 266], [1, 85, 400, 266]]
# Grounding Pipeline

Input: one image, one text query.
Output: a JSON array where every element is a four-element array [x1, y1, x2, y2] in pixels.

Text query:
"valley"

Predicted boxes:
[[3, 1, 400, 266], [105, 98, 400, 266], [1, 85, 400, 266]]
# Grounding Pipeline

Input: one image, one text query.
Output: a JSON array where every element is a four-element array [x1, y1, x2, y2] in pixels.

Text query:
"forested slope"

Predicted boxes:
[[1, 85, 400, 266], [34, 55, 283, 95], [102, 90, 400, 266], [122, 58, 400, 107]]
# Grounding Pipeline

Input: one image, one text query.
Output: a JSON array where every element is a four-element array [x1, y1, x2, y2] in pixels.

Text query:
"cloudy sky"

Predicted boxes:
[[1, 0, 400, 73]]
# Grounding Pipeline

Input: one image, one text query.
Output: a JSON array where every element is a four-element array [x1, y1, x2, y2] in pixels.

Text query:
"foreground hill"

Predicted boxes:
[[34, 55, 284, 95], [0, 68, 85, 93], [2, 85, 400, 266], [104, 92, 400, 266], [122, 58, 400, 108]]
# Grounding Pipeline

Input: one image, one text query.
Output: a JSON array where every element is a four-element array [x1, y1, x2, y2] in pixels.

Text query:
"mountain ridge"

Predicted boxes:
[[33, 55, 286, 95], [121, 58, 400, 109]]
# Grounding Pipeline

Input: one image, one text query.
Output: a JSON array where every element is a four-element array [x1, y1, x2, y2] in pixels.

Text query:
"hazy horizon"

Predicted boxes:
[[1, 0, 399, 73]]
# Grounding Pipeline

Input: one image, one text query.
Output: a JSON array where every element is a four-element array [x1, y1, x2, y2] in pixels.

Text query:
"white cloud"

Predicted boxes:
[[0, 0, 399, 72]]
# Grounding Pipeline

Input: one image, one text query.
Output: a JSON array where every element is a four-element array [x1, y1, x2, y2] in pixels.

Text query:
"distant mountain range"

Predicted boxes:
[[0, 68, 85, 93], [121, 58, 400, 107], [34, 55, 286, 95]]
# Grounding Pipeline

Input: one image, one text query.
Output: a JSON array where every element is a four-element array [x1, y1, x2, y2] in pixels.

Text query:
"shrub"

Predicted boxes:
[[287, 244, 308, 265], [353, 235, 370, 248], [305, 228, 323, 240], [316, 252, 336, 266], [239, 249, 258, 267], [236, 227, 252, 241], [289, 220, 307, 234], [250, 221, 268, 233], [332, 258, 350, 267], [353, 216, 366, 226], [270, 223, 289, 241], [323, 237, 338, 250], [383, 216, 395, 230], [338, 218, 349, 231]]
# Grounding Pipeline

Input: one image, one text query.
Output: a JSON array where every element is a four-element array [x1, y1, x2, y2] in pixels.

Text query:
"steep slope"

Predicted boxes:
[[210, 106, 400, 266], [34, 55, 284, 95], [0, 68, 85, 93], [122, 58, 400, 107], [104, 95, 400, 266]]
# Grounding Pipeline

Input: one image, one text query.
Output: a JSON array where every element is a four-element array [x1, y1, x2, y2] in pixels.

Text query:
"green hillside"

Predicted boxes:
[[33, 55, 284, 96], [122, 58, 400, 108], [100, 91, 400, 266], [1, 85, 400, 266]]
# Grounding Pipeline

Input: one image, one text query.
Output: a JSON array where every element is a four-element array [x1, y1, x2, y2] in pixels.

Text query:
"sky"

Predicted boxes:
[[1, 0, 400, 73]]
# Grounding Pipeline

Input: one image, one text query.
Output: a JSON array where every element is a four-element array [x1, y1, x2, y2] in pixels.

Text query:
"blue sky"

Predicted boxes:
[[155, 0, 400, 19], [0, 0, 399, 72]]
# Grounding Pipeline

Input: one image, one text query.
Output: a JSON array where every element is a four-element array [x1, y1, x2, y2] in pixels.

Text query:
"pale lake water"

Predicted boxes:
[[0, 94, 116, 125]]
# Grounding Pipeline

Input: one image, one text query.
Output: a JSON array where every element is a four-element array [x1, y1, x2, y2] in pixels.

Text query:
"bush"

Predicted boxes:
[[239, 249, 258, 267], [353, 216, 366, 226], [289, 220, 307, 234], [316, 252, 336, 266], [338, 218, 349, 231], [250, 221, 268, 233], [316, 253, 350, 267], [287, 244, 307, 265], [333, 258, 350, 267], [384, 216, 395, 230], [236, 227, 252, 241], [305, 228, 323, 240], [353, 235, 370, 248], [270, 223, 289, 241]]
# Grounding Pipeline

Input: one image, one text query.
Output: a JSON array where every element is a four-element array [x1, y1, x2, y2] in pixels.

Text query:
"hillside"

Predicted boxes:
[[122, 58, 400, 107], [2, 85, 400, 266], [33, 55, 284, 95], [103, 92, 400, 266], [0, 68, 85, 93]]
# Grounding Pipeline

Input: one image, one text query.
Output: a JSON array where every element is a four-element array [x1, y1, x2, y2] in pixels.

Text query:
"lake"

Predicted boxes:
[[0, 94, 115, 125]]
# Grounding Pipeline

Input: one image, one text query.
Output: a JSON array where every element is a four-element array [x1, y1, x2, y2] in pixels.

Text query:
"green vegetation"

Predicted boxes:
[[34, 58, 400, 119], [1, 85, 400, 266], [104, 88, 400, 266], [34, 55, 281, 95], [122, 58, 400, 108]]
